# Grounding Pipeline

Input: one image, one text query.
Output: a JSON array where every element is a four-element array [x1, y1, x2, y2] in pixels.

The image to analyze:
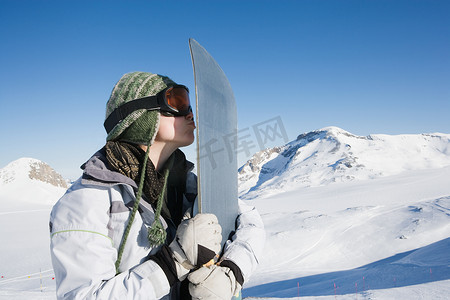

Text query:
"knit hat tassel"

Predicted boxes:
[[147, 168, 169, 247]]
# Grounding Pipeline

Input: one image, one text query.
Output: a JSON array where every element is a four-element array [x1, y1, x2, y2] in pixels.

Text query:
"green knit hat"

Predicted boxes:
[[105, 71, 177, 144]]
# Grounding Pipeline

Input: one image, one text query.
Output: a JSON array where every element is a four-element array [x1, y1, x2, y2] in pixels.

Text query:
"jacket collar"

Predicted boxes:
[[80, 147, 194, 190], [80, 147, 138, 189]]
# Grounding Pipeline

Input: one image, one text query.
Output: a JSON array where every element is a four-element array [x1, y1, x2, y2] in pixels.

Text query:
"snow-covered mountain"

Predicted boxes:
[[0, 130, 449, 299], [239, 127, 450, 298], [0, 158, 69, 299], [0, 158, 68, 207], [239, 126, 450, 198]]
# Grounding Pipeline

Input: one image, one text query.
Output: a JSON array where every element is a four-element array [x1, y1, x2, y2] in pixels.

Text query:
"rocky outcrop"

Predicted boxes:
[[28, 160, 68, 188]]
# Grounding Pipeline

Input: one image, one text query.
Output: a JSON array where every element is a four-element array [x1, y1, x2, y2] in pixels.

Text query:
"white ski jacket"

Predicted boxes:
[[49, 150, 265, 299]]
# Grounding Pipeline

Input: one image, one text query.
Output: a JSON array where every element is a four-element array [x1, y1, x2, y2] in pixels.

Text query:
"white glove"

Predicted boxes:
[[188, 265, 242, 300], [169, 213, 222, 280]]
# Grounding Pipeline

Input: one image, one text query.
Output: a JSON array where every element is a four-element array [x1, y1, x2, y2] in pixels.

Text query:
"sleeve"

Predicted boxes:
[[49, 183, 171, 299], [220, 199, 266, 284]]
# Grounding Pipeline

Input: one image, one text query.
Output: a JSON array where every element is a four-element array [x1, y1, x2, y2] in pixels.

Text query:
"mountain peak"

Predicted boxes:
[[1, 157, 68, 188], [296, 126, 362, 142], [319, 126, 352, 135], [239, 127, 450, 198]]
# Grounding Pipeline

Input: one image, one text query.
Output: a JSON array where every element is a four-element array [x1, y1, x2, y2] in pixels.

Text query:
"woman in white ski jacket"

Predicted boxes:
[[49, 72, 265, 300]]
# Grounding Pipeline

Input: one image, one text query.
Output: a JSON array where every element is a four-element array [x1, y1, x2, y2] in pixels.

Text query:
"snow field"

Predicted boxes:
[[243, 167, 450, 298], [1, 132, 450, 299]]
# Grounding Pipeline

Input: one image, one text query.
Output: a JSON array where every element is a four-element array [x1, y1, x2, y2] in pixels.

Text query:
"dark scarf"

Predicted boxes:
[[105, 141, 166, 206]]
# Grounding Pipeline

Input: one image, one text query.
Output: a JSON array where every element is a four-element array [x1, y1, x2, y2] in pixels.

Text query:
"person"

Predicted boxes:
[[49, 71, 265, 299]]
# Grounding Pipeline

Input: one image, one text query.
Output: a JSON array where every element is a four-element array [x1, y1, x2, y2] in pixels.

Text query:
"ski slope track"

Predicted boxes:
[[1, 127, 450, 299]]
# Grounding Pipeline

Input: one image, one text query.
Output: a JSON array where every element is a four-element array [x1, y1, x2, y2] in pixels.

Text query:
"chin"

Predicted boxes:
[[178, 136, 195, 148]]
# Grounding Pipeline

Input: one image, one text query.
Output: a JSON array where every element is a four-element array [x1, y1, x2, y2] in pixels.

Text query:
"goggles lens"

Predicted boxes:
[[165, 86, 191, 113]]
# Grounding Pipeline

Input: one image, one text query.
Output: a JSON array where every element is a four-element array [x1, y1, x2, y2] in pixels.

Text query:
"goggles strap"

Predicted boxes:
[[104, 95, 159, 134]]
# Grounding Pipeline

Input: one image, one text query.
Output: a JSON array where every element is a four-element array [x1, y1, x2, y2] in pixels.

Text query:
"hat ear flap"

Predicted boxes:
[[117, 111, 161, 146]]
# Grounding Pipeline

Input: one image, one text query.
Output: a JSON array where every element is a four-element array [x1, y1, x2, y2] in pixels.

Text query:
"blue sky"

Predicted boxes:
[[1, 0, 449, 179]]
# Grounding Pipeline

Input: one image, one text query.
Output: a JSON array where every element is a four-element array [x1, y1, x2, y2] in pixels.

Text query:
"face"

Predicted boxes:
[[154, 112, 195, 148]]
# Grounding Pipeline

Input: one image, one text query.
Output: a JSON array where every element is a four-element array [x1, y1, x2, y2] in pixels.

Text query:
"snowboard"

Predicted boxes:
[[189, 38, 239, 248]]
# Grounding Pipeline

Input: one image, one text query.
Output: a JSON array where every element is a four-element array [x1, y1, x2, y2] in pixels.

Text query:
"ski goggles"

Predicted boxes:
[[104, 85, 192, 134]]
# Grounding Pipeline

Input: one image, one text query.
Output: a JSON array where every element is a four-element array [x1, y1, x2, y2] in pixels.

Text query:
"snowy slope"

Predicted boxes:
[[0, 158, 68, 299], [239, 127, 450, 199], [1, 127, 450, 299], [0, 158, 68, 208], [239, 128, 450, 298], [243, 167, 450, 298]]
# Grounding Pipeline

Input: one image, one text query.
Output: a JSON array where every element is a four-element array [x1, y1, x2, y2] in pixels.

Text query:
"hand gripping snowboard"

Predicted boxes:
[[189, 38, 239, 249]]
